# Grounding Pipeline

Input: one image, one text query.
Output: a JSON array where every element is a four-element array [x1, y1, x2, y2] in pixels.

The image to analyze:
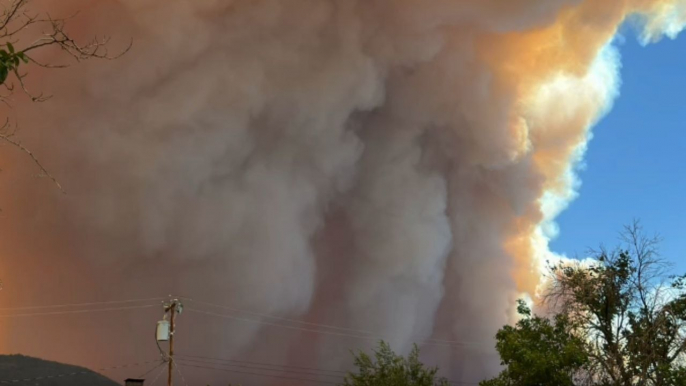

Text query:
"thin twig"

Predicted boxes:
[[0, 133, 63, 192]]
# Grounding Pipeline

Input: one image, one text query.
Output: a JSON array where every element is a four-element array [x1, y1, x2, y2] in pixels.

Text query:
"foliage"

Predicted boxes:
[[343, 341, 450, 386], [480, 300, 588, 386], [484, 222, 686, 386], [0, 42, 28, 85]]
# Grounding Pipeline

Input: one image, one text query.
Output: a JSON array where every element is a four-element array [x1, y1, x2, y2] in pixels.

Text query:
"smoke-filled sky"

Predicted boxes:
[[0, 1, 685, 385]]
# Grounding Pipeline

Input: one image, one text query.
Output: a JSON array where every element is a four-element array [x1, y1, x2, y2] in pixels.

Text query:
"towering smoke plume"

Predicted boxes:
[[0, 0, 684, 384]]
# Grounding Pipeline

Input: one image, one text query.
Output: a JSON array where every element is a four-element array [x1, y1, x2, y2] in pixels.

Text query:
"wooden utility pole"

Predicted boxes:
[[165, 299, 181, 386], [167, 301, 175, 386]]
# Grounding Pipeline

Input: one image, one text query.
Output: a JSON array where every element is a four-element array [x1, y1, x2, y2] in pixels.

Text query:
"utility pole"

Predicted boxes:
[[163, 298, 182, 386]]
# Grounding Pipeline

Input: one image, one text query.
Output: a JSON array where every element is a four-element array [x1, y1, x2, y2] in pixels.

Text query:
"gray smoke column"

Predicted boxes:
[[0, 0, 683, 384]]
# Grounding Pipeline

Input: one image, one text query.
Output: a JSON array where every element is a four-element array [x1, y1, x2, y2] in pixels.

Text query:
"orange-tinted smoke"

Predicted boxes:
[[0, 0, 684, 384]]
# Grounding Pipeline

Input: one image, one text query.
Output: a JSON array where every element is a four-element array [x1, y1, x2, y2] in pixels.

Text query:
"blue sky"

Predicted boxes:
[[549, 28, 686, 272]]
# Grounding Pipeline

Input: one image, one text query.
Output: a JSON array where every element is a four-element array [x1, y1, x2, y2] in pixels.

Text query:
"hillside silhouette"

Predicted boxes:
[[0, 355, 119, 385]]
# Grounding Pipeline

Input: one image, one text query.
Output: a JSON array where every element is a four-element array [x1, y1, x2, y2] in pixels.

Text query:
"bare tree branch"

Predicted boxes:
[[0, 0, 129, 190], [0, 132, 62, 191]]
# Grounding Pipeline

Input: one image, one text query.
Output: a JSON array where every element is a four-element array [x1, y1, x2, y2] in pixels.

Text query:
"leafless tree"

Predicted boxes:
[[0, 0, 129, 191]]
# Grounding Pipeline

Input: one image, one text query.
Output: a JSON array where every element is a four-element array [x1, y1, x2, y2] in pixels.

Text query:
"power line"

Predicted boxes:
[[0, 303, 158, 318], [185, 307, 490, 349], [186, 306, 377, 340], [180, 297, 377, 337], [0, 294, 488, 344], [0, 293, 488, 385], [137, 361, 166, 379], [176, 354, 480, 385], [180, 297, 491, 348], [175, 323, 483, 385], [176, 358, 345, 380], [148, 363, 168, 386], [178, 362, 339, 385], [171, 359, 189, 386], [0, 296, 167, 311], [176, 354, 348, 375]]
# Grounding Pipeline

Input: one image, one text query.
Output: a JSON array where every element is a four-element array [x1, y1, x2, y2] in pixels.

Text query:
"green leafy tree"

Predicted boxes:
[[480, 300, 588, 386], [343, 341, 449, 386], [484, 222, 686, 386]]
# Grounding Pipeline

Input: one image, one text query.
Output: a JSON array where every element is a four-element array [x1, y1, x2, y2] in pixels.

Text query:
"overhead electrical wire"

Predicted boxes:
[[0, 293, 489, 384], [180, 303, 488, 385], [180, 297, 377, 336], [176, 357, 345, 380], [0, 303, 158, 318], [148, 363, 168, 386], [0, 293, 490, 385], [176, 353, 479, 386], [137, 361, 166, 379], [171, 358, 190, 386], [184, 306, 490, 349], [179, 296, 491, 348], [186, 306, 379, 339], [178, 362, 340, 385], [0, 296, 167, 311], [0, 293, 493, 354], [176, 353, 348, 375]]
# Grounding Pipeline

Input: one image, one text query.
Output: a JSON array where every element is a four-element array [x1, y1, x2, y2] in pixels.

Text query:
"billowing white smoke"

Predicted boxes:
[[0, 0, 684, 384]]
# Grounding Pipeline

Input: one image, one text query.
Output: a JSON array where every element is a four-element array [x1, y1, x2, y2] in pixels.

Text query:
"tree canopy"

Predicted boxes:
[[344, 341, 450, 386], [480, 300, 588, 386], [483, 223, 686, 386]]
